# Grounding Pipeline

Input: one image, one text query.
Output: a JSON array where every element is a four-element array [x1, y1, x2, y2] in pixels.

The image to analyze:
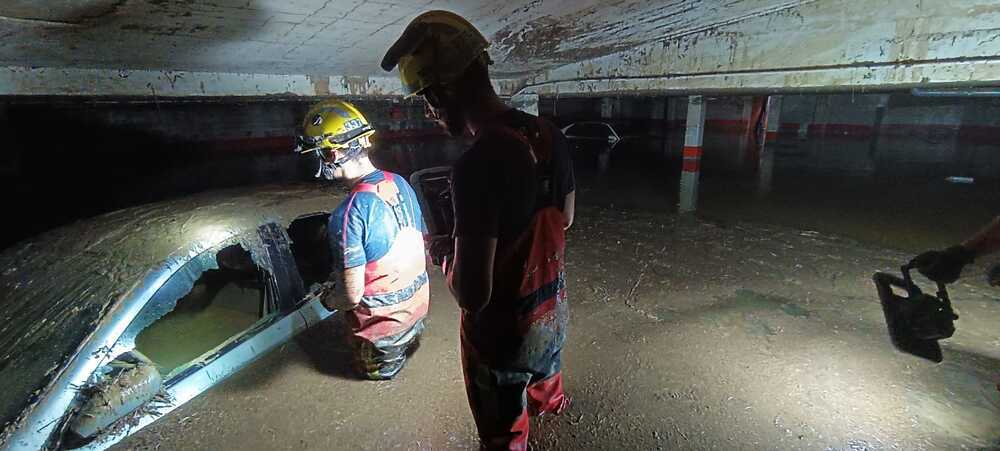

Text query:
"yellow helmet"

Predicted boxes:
[[380, 10, 491, 96], [296, 98, 375, 158]]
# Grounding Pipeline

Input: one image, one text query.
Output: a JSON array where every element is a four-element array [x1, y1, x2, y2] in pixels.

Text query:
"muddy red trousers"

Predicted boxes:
[[460, 207, 570, 450]]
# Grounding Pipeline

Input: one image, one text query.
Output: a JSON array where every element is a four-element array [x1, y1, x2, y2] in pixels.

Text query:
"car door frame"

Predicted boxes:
[[76, 220, 336, 450], [10, 220, 335, 451], [563, 122, 621, 153]]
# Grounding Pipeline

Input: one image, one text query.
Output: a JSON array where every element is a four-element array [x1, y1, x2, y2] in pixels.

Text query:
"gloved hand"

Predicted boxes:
[[987, 263, 1000, 287], [912, 245, 975, 284]]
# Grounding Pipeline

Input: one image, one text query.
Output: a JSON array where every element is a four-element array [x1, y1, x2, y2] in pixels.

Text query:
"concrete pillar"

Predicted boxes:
[[665, 97, 682, 159], [0, 102, 16, 177], [739, 98, 755, 164], [651, 97, 666, 157], [869, 94, 888, 175], [757, 95, 781, 197], [679, 95, 706, 213], [597, 97, 617, 174], [764, 96, 782, 142], [651, 98, 666, 120], [600, 97, 615, 118]]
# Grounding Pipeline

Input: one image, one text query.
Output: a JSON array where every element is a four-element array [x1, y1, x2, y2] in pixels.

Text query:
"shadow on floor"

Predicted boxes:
[[293, 314, 365, 381]]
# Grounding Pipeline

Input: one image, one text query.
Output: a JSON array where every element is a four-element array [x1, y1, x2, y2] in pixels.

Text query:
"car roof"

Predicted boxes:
[[0, 183, 346, 436], [564, 121, 617, 133]]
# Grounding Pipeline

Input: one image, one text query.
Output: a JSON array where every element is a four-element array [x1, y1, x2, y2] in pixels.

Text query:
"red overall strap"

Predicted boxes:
[[352, 172, 400, 207], [483, 125, 538, 164]]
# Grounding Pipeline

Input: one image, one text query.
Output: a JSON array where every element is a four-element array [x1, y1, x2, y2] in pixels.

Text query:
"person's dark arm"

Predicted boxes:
[[448, 235, 496, 313], [913, 216, 1000, 283], [962, 216, 1000, 257]]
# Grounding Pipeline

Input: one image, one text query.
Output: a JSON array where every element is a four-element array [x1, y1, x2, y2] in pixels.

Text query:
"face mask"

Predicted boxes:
[[314, 143, 364, 180], [315, 160, 337, 180]]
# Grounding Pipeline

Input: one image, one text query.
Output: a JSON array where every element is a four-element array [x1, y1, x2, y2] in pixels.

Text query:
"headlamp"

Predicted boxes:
[[295, 124, 375, 155]]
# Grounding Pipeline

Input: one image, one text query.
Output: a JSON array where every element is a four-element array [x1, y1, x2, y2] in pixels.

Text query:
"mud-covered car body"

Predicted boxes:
[[0, 184, 346, 450], [561, 121, 620, 172]]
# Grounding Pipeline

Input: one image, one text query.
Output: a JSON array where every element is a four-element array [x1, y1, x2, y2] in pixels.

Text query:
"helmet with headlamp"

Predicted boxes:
[[296, 99, 376, 178]]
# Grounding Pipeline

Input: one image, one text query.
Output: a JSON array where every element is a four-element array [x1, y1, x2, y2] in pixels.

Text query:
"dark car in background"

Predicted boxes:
[[561, 121, 621, 173]]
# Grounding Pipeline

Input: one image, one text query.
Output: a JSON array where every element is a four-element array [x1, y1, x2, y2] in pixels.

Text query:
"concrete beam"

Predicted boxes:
[[0, 66, 522, 97], [517, 0, 1000, 96]]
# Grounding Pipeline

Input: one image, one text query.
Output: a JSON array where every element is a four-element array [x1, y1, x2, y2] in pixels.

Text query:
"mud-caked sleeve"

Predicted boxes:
[[328, 194, 368, 270], [398, 177, 428, 234]]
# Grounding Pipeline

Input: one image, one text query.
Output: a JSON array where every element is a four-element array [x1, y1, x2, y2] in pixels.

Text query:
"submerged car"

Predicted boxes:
[[561, 121, 621, 173], [0, 184, 346, 450]]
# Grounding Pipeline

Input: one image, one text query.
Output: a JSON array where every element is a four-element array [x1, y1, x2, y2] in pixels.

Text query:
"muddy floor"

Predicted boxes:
[[117, 201, 1000, 450]]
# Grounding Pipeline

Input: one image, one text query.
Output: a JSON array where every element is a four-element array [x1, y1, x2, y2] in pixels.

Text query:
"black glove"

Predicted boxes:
[[988, 263, 1000, 287], [912, 245, 975, 284]]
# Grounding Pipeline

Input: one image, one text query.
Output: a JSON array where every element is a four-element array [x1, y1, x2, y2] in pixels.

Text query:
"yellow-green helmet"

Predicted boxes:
[[296, 99, 375, 158], [380, 10, 491, 96]]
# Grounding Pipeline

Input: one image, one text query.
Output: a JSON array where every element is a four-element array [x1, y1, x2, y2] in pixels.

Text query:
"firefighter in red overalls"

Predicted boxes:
[[298, 99, 430, 380], [383, 11, 577, 449]]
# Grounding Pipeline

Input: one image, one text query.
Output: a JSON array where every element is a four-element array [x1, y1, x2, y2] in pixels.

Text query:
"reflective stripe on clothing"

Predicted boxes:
[[363, 272, 428, 308], [352, 279, 429, 342]]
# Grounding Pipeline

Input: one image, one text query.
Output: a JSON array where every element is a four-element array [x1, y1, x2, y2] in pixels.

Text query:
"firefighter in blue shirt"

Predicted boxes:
[[298, 99, 429, 380]]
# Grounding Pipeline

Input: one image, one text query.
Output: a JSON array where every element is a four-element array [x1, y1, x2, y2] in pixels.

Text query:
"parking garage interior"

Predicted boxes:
[[1, 0, 999, 450]]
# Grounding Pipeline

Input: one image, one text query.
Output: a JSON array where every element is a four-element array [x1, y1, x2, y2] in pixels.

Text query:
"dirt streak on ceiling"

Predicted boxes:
[[0, 0, 805, 78]]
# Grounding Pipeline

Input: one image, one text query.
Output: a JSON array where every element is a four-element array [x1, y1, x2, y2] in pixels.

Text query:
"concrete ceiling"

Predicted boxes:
[[0, 0, 804, 77], [2, 0, 1000, 97]]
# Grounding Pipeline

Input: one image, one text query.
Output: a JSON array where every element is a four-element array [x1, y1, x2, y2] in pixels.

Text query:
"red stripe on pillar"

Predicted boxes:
[[682, 159, 700, 172], [682, 146, 702, 158]]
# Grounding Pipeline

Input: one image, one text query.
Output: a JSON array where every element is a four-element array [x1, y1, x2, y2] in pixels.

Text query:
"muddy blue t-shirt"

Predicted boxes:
[[328, 170, 426, 270]]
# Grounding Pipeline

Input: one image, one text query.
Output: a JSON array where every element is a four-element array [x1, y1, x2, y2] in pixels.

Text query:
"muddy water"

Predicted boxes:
[[119, 198, 999, 450], [115, 135, 1000, 449], [588, 135, 998, 253], [135, 279, 261, 376]]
